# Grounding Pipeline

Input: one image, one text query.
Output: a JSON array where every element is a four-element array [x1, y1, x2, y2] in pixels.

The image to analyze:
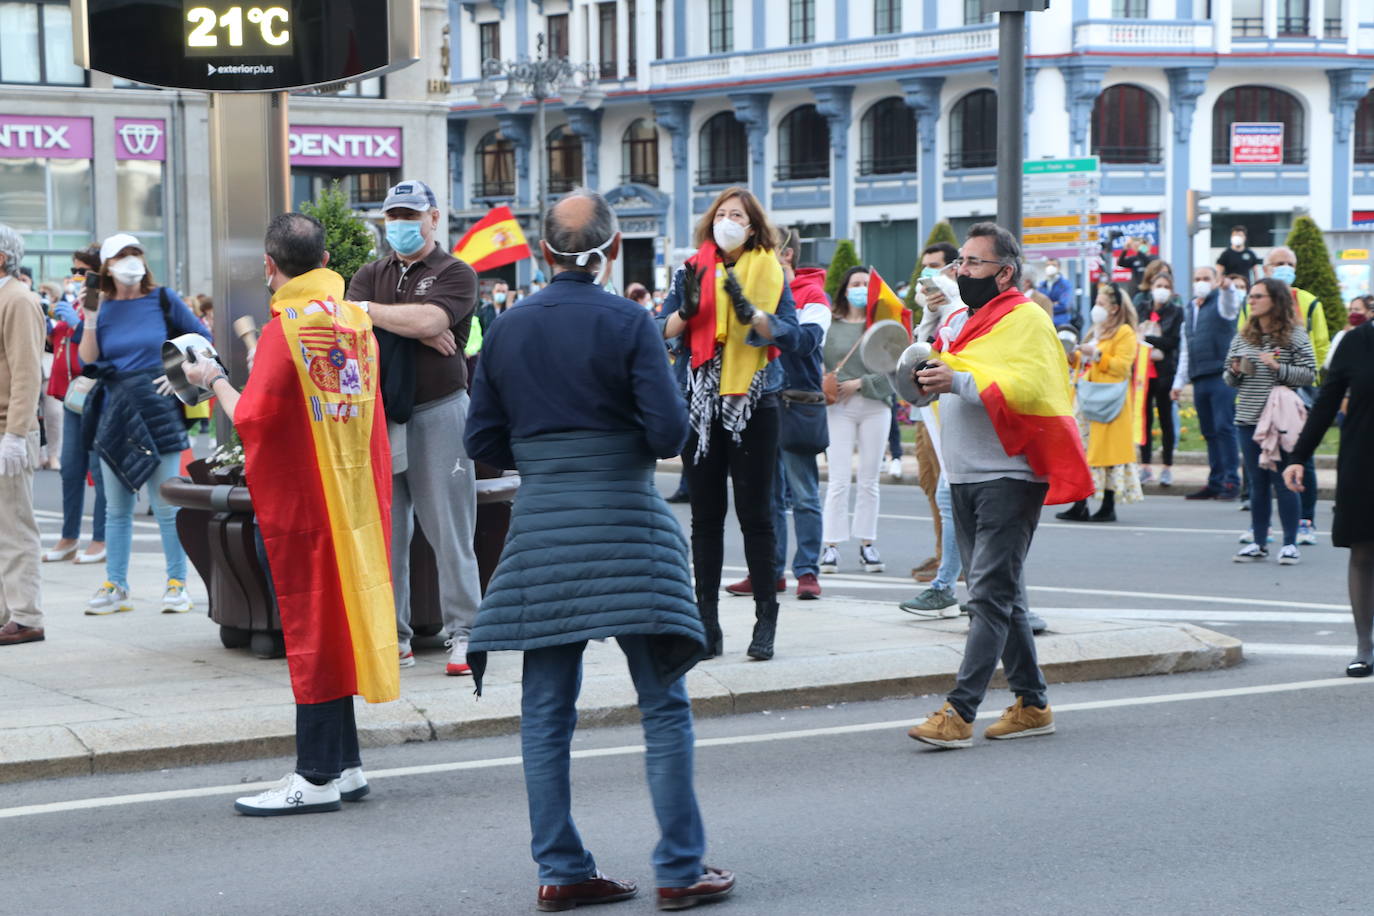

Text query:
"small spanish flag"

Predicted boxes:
[[453, 205, 532, 272], [865, 266, 913, 337]]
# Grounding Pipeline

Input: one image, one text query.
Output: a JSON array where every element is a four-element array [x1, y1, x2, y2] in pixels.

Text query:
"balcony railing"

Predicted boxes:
[[1233, 17, 1263, 37], [472, 180, 516, 198], [1326, 18, 1344, 38], [619, 172, 660, 187], [775, 160, 829, 181], [1074, 19, 1215, 50], [695, 166, 748, 186], [947, 149, 997, 170], [1093, 146, 1164, 165], [649, 24, 995, 88], [858, 155, 919, 176]]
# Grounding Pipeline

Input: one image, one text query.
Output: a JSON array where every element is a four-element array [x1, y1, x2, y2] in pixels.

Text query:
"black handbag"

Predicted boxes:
[[779, 390, 829, 455]]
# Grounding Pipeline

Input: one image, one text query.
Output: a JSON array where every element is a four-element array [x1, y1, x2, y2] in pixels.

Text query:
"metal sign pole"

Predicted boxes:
[[996, 11, 1025, 240], [208, 91, 290, 438]]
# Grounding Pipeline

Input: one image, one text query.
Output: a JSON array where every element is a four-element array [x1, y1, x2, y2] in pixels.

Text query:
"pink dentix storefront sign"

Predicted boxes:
[[115, 118, 167, 161], [0, 115, 93, 159], [288, 126, 403, 168]]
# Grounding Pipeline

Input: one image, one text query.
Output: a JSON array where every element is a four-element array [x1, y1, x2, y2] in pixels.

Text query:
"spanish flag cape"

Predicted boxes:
[[933, 288, 1094, 506], [235, 268, 399, 705], [684, 241, 784, 395]]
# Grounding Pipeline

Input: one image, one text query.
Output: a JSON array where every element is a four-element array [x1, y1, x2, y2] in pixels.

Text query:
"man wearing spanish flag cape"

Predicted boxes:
[[905, 222, 1093, 750], [181, 213, 399, 815]]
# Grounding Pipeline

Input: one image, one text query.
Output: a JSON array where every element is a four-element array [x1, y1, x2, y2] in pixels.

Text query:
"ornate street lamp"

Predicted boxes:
[[474, 34, 602, 222]]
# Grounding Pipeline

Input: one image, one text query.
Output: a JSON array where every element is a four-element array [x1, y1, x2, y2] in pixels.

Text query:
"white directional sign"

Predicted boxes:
[[1022, 157, 1101, 260]]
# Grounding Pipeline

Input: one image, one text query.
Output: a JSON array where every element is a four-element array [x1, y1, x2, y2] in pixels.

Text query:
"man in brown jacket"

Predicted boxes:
[[0, 223, 46, 646]]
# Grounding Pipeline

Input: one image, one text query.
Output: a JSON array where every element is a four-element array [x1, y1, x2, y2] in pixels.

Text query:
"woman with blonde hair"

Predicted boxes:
[[660, 187, 801, 660], [1058, 283, 1142, 522]]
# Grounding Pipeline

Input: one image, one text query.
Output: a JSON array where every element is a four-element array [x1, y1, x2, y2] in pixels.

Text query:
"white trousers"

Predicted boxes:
[[822, 395, 890, 544]]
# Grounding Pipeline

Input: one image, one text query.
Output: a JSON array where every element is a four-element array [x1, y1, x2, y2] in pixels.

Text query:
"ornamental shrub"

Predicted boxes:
[[825, 239, 861, 302], [1285, 215, 1346, 335], [300, 181, 377, 286]]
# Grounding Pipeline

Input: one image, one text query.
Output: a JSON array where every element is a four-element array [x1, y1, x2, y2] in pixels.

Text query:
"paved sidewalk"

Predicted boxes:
[[2, 553, 1241, 783]]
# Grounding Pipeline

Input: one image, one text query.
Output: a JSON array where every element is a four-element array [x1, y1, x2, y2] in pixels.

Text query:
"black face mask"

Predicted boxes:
[[956, 271, 1004, 310]]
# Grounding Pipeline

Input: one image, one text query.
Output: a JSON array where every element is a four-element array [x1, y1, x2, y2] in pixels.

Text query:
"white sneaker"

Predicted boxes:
[[1278, 544, 1302, 566], [1139, 465, 1154, 484], [234, 773, 341, 816], [819, 545, 839, 574], [445, 636, 471, 676], [859, 543, 885, 573], [161, 579, 193, 613], [1233, 543, 1268, 563], [1297, 520, 1317, 545], [86, 582, 133, 615], [1159, 467, 1173, 487], [337, 766, 370, 801], [398, 640, 415, 668], [887, 457, 903, 480]]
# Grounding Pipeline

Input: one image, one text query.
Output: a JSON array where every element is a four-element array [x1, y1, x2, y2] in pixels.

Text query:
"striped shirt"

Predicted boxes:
[[1222, 326, 1315, 426]]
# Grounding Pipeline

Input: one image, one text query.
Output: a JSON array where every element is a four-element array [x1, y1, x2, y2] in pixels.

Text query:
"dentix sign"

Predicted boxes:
[[72, 1, 418, 92]]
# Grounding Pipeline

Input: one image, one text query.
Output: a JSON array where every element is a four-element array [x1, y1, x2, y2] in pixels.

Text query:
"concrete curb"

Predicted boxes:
[[0, 621, 1241, 784]]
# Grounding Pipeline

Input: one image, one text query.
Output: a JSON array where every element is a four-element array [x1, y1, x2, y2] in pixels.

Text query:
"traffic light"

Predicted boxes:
[[1186, 190, 1212, 237]]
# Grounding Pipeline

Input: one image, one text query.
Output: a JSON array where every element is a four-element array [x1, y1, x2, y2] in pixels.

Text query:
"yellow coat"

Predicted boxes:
[[1080, 323, 1139, 468]]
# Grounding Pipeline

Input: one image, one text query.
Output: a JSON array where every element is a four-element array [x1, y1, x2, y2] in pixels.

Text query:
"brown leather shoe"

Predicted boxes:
[[0, 621, 44, 646], [657, 867, 735, 910], [537, 873, 637, 911], [910, 556, 939, 580]]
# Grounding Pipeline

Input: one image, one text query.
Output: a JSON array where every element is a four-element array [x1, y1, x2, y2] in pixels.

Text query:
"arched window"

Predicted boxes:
[[475, 130, 515, 198], [697, 111, 748, 186], [546, 124, 583, 194], [1355, 91, 1374, 164], [777, 105, 830, 180], [622, 119, 659, 186], [949, 89, 997, 169], [1091, 85, 1161, 164], [1212, 85, 1306, 165], [861, 97, 917, 175]]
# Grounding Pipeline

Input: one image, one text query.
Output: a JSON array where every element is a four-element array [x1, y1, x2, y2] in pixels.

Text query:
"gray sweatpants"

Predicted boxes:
[[946, 477, 1050, 720], [391, 390, 481, 644]]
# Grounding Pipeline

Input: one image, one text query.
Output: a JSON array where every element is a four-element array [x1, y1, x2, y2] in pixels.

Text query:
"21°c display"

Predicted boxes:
[[183, 3, 293, 57]]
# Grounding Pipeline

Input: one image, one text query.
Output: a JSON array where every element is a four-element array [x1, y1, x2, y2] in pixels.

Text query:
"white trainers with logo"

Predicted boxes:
[[86, 582, 133, 615], [161, 579, 193, 614], [234, 773, 341, 816], [819, 545, 840, 574], [337, 766, 370, 802], [445, 636, 471, 676], [398, 640, 415, 669]]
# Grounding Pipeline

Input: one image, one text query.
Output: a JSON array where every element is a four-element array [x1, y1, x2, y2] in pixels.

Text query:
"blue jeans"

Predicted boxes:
[[60, 407, 105, 542], [1301, 458, 1317, 524], [521, 636, 705, 888], [930, 475, 962, 593], [773, 449, 822, 580], [101, 452, 186, 590], [887, 397, 903, 459], [1191, 373, 1239, 492], [1239, 424, 1300, 547]]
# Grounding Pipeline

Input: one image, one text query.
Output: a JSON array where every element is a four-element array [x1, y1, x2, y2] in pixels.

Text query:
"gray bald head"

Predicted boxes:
[[543, 188, 619, 273]]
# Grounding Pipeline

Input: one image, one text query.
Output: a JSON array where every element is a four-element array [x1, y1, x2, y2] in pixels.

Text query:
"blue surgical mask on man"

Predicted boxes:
[[1271, 264, 1296, 285], [920, 267, 941, 280], [385, 219, 426, 257]]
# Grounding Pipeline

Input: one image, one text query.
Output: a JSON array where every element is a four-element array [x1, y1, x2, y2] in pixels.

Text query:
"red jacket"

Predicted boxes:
[[47, 321, 81, 400], [790, 267, 830, 311]]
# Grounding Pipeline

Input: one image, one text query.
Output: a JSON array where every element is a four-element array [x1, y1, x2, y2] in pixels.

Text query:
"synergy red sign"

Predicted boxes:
[[1230, 123, 1284, 165]]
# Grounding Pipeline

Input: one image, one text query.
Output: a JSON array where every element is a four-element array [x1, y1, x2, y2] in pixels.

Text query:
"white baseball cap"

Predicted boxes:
[[100, 233, 143, 263]]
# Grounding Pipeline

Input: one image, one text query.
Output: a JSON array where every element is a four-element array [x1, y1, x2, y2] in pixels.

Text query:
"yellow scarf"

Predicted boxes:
[[702, 247, 784, 396]]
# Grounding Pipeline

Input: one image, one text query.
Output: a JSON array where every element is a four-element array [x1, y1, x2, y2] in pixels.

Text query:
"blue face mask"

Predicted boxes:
[[920, 267, 941, 280], [846, 286, 869, 309], [385, 219, 426, 256], [1271, 265, 1296, 285]]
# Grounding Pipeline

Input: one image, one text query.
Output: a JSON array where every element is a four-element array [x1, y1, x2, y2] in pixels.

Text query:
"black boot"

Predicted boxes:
[[747, 600, 779, 661], [698, 601, 723, 657], [1089, 490, 1117, 522], [1055, 500, 1090, 521]]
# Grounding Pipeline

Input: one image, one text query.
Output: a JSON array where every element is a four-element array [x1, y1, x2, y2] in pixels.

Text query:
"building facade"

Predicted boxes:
[[447, 0, 1374, 292], [2, 0, 454, 294]]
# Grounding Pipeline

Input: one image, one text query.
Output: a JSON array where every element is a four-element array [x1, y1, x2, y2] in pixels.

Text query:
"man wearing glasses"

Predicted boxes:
[[348, 180, 482, 676], [905, 223, 1092, 749]]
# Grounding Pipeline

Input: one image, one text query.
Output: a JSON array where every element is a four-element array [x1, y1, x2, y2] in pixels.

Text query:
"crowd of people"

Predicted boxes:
[[2, 185, 1373, 909]]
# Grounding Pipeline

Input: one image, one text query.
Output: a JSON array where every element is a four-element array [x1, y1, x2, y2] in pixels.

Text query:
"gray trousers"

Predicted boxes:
[[391, 391, 481, 643], [0, 432, 42, 628], [946, 477, 1049, 720]]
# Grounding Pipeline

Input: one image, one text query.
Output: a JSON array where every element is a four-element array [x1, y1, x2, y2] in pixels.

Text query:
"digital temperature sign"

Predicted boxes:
[[74, 0, 417, 92]]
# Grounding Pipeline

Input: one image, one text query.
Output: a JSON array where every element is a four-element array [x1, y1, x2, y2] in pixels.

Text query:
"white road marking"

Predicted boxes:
[[1244, 643, 1355, 657], [879, 513, 1247, 536], [723, 566, 1349, 611], [1027, 608, 1351, 624], [1, 676, 1366, 821]]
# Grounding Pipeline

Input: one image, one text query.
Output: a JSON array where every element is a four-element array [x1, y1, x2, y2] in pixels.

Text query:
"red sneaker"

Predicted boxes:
[[795, 573, 821, 600], [724, 576, 786, 597], [445, 637, 471, 676]]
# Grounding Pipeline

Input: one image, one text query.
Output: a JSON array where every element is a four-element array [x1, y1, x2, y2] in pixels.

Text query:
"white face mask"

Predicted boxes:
[[713, 219, 750, 253], [110, 256, 146, 286], [1192, 280, 1214, 300], [1151, 287, 1172, 304], [545, 232, 617, 286], [1231, 235, 1244, 247], [1044, 264, 1059, 278], [1091, 304, 1109, 325]]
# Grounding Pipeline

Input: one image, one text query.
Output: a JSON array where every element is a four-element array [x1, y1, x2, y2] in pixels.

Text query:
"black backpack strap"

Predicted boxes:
[[157, 286, 177, 340]]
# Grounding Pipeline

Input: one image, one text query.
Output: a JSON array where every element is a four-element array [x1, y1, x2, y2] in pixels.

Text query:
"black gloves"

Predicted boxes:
[[723, 268, 756, 324], [677, 266, 703, 321]]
